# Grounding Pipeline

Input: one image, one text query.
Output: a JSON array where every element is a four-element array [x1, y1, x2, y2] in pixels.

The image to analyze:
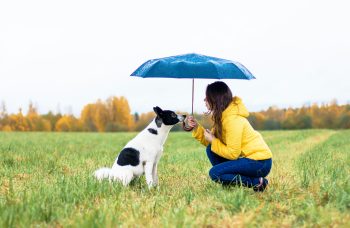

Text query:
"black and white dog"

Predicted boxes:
[[94, 107, 185, 188]]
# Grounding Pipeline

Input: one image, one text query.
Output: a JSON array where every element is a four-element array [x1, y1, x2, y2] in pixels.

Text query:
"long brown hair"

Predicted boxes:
[[205, 81, 233, 140]]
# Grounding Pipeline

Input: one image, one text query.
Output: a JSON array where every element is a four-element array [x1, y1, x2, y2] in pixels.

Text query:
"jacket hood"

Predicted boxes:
[[222, 96, 249, 118]]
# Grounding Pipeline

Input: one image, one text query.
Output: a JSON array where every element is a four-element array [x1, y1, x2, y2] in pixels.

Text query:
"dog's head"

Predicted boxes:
[[153, 106, 186, 128]]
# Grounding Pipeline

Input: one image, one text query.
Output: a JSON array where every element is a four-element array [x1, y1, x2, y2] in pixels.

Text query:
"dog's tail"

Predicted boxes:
[[94, 167, 134, 186]]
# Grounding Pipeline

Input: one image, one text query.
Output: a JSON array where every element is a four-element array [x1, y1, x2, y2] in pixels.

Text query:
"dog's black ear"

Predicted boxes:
[[153, 107, 163, 128], [153, 106, 163, 116]]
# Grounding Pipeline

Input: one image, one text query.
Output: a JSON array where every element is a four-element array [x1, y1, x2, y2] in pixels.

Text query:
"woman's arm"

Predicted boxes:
[[211, 117, 244, 160], [187, 116, 210, 146], [192, 124, 210, 147]]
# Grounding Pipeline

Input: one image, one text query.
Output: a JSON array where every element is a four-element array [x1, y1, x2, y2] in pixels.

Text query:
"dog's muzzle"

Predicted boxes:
[[177, 114, 186, 122]]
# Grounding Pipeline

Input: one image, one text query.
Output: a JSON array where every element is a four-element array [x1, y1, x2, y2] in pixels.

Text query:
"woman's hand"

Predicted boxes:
[[204, 129, 215, 143], [187, 116, 198, 129]]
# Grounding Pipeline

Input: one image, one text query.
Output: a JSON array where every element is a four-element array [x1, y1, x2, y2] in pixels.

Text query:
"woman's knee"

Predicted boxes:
[[260, 159, 272, 177], [206, 145, 217, 166], [209, 167, 219, 181]]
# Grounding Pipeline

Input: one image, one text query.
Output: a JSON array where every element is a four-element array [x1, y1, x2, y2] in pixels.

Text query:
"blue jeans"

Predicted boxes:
[[206, 145, 272, 187]]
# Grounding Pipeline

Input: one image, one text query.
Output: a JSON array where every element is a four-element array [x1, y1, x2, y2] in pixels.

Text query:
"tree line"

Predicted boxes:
[[248, 100, 350, 130], [0, 97, 349, 132]]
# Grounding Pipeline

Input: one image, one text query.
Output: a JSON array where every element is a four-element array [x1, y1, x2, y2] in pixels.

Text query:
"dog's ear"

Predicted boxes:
[[153, 106, 163, 117], [153, 107, 163, 128]]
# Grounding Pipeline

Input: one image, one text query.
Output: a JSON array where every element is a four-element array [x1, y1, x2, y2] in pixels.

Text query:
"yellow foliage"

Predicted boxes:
[[94, 100, 109, 132], [80, 101, 109, 132], [26, 114, 52, 132], [7, 111, 29, 131], [1, 98, 350, 131], [107, 96, 134, 131], [2, 125, 12, 131], [81, 104, 97, 131], [55, 115, 82, 132]]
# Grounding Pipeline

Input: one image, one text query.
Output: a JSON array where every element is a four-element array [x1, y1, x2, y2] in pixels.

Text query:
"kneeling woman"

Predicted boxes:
[[187, 81, 272, 191]]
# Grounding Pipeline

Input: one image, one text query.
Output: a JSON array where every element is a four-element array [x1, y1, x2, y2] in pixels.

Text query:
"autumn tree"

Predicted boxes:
[[93, 100, 109, 132], [5, 109, 29, 131], [42, 111, 62, 131], [337, 109, 350, 128], [106, 96, 134, 131], [55, 115, 82, 132], [248, 112, 266, 130], [81, 104, 98, 131], [309, 103, 322, 128], [294, 106, 312, 129], [25, 102, 51, 131]]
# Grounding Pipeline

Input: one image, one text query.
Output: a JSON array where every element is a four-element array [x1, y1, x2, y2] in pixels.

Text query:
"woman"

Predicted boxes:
[[187, 81, 272, 191]]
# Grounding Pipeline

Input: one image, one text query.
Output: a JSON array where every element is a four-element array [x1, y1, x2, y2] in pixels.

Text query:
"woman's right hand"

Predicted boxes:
[[187, 116, 198, 129]]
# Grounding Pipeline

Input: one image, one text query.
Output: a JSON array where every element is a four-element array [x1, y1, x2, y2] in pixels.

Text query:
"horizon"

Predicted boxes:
[[1, 95, 347, 117]]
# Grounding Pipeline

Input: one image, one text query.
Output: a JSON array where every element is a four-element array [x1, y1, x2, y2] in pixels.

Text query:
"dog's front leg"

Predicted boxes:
[[152, 163, 158, 186], [145, 161, 155, 188]]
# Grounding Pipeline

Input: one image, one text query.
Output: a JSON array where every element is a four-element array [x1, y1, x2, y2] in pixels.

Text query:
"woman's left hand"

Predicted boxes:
[[204, 129, 215, 143]]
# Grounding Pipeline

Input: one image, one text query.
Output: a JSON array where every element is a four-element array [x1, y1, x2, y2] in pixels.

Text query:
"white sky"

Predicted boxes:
[[0, 0, 349, 116]]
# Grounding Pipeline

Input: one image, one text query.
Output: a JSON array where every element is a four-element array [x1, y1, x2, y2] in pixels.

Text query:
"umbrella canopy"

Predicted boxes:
[[131, 53, 255, 80], [130, 53, 255, 130]]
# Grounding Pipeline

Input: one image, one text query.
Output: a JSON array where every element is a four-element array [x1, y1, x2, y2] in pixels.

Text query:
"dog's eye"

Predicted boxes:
[[171, 113, 176, 118]]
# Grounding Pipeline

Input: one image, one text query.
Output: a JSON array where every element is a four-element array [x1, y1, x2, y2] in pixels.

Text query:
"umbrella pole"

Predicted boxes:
[[182, 78, 195, 131], [191, 78, 194, 115]]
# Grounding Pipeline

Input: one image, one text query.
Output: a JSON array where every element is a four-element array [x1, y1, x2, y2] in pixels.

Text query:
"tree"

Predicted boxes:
[[55, 115, 82, 132], [263, 119, 281, 130], [81, 104, 98, 131], [106, 96, 134, 131], [282, 108, 296, 129], [94, 100, 109, 132], [7, 109, 29, 131], [248, 112, 265, 130], [42, 111, 62, 131], [337, 111, 350, 129], [134, 112, 140, 122], [309, 103, 322, 128], [293, 107, 312, 129], [25, 102, 51, 131], [0, 101, 8, 130]]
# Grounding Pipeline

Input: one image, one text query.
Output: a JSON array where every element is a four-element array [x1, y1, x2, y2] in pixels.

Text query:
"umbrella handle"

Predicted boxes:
[[182, 121, 194, 131]]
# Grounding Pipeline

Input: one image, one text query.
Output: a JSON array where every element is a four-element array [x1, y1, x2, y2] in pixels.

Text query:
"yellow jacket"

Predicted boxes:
[[192, 96, 272, 160]]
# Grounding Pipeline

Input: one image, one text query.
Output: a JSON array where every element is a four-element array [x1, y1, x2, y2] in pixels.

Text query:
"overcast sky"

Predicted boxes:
[[0, 0, 349, 116]]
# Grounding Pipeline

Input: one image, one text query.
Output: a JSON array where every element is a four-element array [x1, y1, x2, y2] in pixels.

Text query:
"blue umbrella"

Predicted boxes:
[[131, 53, 255, 114]]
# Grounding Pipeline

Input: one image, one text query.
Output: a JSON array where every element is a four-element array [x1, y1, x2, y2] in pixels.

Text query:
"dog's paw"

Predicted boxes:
[[147, 181, 158, 189], [94, 172, 105, 181], [94, 168, 110, 180]]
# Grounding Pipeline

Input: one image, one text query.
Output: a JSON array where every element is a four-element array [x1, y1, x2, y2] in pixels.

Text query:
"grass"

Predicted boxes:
[[0, 130, 349, 227]]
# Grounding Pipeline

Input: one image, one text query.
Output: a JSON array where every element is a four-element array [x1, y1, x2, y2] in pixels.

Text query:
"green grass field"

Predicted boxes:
[[1, 130, 349, 227]]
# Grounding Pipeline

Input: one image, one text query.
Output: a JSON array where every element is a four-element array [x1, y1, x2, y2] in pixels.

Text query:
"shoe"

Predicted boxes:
[[253, 177, 268, 192]]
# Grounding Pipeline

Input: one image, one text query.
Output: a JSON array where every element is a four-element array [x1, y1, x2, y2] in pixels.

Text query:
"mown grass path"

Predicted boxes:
[[0, 130, 349, 227]]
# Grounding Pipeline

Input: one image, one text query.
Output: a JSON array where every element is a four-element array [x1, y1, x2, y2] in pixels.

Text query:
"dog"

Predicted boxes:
[[94, 106, 186, 188]]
